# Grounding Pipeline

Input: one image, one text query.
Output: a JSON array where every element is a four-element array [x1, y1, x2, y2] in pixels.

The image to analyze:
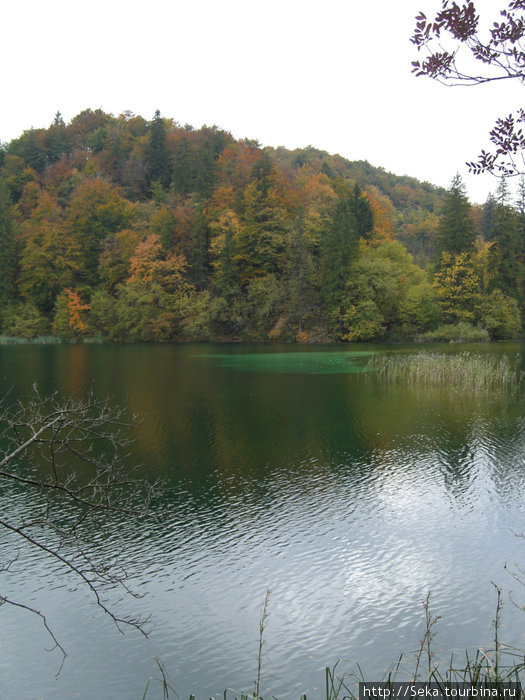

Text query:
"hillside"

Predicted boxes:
[[0, 109, 517, 343]]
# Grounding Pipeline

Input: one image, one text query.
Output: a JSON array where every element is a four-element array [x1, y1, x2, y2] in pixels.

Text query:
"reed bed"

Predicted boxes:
[[366, 352, 524, 393], [0, 334, 62, 344], [0, 334, 104, 345]]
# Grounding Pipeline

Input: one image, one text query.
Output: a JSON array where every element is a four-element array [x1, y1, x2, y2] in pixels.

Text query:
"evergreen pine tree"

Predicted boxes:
[[350, 183, 374, 238], [436, 174, 476, 256], [320, 192, 361, 326], [481, 192, 496, 241], [147, 110, 170, 190], [288, 209, 317, 334], [491, 177, 521, 299]]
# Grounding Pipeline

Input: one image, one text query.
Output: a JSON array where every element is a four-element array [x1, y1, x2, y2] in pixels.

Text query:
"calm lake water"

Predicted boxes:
[[2, 342, 525, 699]]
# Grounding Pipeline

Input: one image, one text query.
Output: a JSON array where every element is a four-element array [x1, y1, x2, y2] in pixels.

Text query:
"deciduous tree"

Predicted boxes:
[[433, 251, 481, 323], [412, 1, 525, 176]]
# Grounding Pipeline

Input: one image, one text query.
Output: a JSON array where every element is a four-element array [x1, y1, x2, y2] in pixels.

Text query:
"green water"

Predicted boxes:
[[197, 349, 374, 373], [1, 342, 525, 699]]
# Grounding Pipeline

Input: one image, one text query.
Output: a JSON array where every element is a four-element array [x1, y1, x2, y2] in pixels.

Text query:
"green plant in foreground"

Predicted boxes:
[[254, 588, 271, 699], [142, 656, 175, 700], [143, 586, 525, 699]]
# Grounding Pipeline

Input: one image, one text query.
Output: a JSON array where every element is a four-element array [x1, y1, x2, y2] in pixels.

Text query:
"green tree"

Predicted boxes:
[[193, 127, 227, 196], [7, 128, 47, 173], [287, 209, 319, 335], [436, 174, 476, 256], [481, 193, 496, 241], [490, 178, 521, 298], [237, 180, 290, 284], [321, 186, 373, 329], [342, 241, 435, 341], [171, 135, 194, 195], [146, 110, 170, 190], [45, 111, 70, 164], [187, 202, 210, 289], [66, 179, 135, 285], [480, 289, 521, 339], [1, 302, 50, 338]]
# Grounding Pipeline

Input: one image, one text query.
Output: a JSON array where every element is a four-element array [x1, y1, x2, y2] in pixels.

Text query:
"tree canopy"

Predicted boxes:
[[0, 108, 523, 343]]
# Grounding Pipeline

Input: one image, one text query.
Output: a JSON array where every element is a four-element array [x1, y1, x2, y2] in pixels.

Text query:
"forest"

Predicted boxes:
[[0, 108, 522, 343]]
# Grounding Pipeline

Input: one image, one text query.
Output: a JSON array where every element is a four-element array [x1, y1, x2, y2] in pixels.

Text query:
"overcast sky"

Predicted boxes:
[[2, 0, 521, 204]]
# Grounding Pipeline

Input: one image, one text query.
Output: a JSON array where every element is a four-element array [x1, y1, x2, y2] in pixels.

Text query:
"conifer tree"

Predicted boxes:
[[147, 110, 170, 190], [491, 178, 521, 299], [481, 193, 496, 241], [436, 174, 476, 257], [288, 209, 317, 334], [350, 183, 374, 238], [320, 190, 363, 327]]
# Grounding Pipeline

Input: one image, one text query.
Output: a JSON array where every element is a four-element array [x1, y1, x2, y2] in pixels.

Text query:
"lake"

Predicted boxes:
[[1, 342, 525, 699]]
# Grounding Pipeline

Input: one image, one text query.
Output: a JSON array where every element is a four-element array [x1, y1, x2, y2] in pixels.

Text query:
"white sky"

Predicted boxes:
[[1, 0, 521, 205]]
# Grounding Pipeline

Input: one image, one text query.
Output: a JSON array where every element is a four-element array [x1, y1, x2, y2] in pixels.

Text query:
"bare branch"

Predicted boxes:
[[0, 387, 160, 672], [0, 596, 67, 677]]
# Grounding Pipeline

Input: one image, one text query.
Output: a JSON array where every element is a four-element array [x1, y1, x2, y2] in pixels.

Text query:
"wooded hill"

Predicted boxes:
[[0, 109, 520, 342]]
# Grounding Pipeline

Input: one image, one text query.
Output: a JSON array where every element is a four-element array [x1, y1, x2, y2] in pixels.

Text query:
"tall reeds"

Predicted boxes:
[[367, 352, 524, 394]]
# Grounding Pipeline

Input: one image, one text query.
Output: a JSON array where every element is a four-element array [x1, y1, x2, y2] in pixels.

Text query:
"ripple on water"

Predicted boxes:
[[4, 345, 525, 699]]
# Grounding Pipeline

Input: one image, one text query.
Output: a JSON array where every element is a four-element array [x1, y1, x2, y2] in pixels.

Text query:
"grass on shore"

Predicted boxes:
[[0, 334, 105, 345]]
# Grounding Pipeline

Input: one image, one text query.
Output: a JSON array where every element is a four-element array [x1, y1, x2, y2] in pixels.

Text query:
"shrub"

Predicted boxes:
[[419, 322, 489, 343]]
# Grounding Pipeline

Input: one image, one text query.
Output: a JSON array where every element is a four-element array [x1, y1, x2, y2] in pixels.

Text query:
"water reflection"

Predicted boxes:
[[1, 343, 525, 698]]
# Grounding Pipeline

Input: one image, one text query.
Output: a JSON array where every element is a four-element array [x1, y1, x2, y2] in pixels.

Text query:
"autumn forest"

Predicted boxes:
[[0, 108, 522, 343]]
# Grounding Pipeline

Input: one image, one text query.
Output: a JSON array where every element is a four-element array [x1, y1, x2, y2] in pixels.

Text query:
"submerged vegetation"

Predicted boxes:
[[367, 352, 524, 393]]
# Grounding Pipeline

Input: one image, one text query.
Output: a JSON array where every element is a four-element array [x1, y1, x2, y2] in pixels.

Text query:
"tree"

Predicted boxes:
[[287, 209, 319, 336], [320, 185, 373, 329], [480, 287, 521, 337], [209, 210, 241, 302], [0, 389, 159, 671], [489, 177, 522, 296], [18, 191, 82, 313], [433, 251, 481, 323], [481, 192, 497, 240], [342, 240, 437, 341], [146, 110, 170, 190], [436, 173, 476, 256], [0, 180, 16, 304], [52, 288, 91, 339], [412, 1, 525, 176], [66, 179, 135, 285]]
